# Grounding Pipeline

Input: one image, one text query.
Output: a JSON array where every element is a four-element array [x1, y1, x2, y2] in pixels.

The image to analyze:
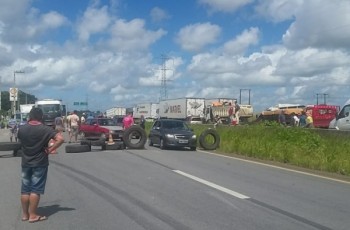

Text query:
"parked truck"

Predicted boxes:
[[159, 98, 205, 120], [16, 104, 35, 123], [133, 103, 159, 120], [106, 107, 126, 118], [34, 99, 65, 127], [204, 98, 254, 124]]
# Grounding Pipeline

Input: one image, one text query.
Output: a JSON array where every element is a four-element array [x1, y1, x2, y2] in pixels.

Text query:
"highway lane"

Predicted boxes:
[[0, 129, 349, 230]]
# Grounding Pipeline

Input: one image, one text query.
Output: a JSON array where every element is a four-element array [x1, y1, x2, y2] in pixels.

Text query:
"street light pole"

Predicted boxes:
[[13, 70, 25, 116]]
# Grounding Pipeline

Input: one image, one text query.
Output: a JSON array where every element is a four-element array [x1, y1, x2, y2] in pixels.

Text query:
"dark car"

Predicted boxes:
[[148, 119, 197, 150], [79, 118, 123, 141]]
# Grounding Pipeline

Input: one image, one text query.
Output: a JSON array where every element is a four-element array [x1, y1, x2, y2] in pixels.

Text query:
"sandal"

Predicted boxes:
[[29, 216, 47, 223]]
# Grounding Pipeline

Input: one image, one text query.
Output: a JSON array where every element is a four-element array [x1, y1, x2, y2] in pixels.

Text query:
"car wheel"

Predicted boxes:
[[148, 138, 153, 146], [199, 129, 220, 150]]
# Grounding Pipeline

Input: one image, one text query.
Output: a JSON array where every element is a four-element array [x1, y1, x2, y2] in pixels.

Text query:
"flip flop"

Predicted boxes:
[[29, 216, 47, 223]]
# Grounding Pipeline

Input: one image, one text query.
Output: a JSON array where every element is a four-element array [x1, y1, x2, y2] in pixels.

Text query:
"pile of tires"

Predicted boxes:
[[199, 129, 220, 150], [65, 126, 147, 153], [0, 142, 22, 157]]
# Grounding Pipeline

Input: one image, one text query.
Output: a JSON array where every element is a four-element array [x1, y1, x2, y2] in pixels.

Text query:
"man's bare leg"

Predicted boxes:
[[20, 194, 30, 220], [28, 193, 41, 220]]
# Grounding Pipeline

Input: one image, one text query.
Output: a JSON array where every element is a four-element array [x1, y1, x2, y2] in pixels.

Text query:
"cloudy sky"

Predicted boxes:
[[0, 0, 350, 112]]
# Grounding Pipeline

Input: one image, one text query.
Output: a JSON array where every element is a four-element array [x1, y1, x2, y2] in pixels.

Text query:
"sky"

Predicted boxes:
[[0, 0, 350, 113]]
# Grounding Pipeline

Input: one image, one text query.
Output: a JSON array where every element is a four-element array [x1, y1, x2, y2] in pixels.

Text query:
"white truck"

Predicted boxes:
[[329, 98, 350, 130], [34, 99, 65, 127], [133, 103, 159, 120], [106, 107, 126, 118], [18, 104, 34, 122], [159, 98, 205, 120], [204, 98, 254, 124]]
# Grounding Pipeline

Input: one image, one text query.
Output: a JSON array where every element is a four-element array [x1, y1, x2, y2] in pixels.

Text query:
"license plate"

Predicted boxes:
[[178, 140, 188, 144]]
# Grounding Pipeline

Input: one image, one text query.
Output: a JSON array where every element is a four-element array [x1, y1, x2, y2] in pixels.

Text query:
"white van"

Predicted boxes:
[[330, 99, 350, 130]]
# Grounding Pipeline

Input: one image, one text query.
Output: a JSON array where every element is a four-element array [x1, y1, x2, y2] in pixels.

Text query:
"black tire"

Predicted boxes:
[[190, 147, 196, 151], [0, 142, 22, 151], [199, 129, 220, 150], [123, 126, 147, 149], [104, 142, 124, 150], [80, 139, 92, 146], [65, 144, 91, 153]]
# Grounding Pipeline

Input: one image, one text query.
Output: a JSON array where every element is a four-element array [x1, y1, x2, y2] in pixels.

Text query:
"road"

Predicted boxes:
[[0, 129, 349, 230]]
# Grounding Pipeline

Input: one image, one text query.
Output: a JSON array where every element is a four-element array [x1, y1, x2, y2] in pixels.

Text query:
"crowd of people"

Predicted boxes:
[[278, 110, 314, 128]]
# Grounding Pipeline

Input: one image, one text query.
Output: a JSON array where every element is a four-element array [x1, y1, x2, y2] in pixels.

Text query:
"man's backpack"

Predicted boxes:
[[235, 103, 240, 112]]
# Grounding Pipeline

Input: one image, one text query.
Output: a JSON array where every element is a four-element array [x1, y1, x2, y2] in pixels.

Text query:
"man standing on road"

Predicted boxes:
[[69, 110, 80, 143], [18, 108, 64, 223]]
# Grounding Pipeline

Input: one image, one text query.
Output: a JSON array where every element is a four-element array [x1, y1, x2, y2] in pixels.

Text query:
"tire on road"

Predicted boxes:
[[123, 126, 147, 149], [104, 142, 124, 150], [199, 129, 220, 150], [0, 142, 21, 151], [65, 144, 91, 153]]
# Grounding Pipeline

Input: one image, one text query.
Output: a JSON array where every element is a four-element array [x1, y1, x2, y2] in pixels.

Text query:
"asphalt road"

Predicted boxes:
[[0, 129, 349, 230]]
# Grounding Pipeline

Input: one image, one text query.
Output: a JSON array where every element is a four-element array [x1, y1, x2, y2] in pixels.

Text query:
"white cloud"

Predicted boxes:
[[77, 6, 111, 42], [150, 7, 170, 23], [255, 0, 303, 23], [198, 0, 254, 13], [176, 23, 221, 52], [282, 0, 350, 50], [223, 27, 260, 55], [109, 18, 167, 51]]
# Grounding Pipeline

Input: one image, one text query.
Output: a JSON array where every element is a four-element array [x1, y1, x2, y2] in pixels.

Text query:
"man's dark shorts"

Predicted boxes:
[[21, 166, 48, 194]]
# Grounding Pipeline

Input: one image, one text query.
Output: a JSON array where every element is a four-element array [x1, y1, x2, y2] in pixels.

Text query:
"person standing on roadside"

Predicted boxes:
[[278, 110, 286, 126], [69, 110, 80, 143], [8, 115, 18, 142], [54, 116, 64, 133], [122, 112, 134, 130], [18, 108, 64, 223], [234, 100, 240, 125], [228, 102, 234, 125], [139, 115, 146, 129]]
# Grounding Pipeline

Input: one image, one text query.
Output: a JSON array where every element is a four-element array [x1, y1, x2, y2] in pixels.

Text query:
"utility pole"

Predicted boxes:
[[13, 70, 25, 115], [159, 54, 173, 102]]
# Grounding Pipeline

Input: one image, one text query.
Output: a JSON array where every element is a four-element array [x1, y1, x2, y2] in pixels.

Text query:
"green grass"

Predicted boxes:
[[145, 121, 350, 176]]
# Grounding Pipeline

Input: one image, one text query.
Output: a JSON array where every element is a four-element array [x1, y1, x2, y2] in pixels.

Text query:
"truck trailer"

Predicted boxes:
[[106, 107, 126, 118], [159, 98, 205, 120], [133, 103, 159, 120]]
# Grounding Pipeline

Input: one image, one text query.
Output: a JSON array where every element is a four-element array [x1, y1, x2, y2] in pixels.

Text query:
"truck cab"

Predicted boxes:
[[332, 100, 350, 130]]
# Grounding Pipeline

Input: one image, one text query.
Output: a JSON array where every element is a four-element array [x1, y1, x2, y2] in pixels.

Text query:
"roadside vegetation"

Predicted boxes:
[[145, 121, 350, 176]]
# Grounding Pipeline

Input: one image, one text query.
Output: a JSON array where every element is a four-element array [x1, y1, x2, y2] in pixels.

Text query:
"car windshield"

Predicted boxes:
[[97, 119, 116, 126], [163, 120, 189, 130]]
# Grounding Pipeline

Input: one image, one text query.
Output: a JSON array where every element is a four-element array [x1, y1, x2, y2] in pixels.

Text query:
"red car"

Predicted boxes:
[[79, 118, 123, 141]]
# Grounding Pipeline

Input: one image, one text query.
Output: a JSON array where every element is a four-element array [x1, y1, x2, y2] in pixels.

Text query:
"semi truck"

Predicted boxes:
[[133, 103, 159, 120], [34, 99, 65, 127], [159, 98, 205, 120], [106, 107, 126, 118]]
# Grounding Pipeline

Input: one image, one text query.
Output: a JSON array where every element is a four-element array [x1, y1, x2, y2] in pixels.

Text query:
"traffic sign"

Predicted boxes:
[[73, 102, 88, 106]]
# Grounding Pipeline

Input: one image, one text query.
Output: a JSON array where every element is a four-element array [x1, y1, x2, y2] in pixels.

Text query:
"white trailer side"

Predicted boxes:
[[159, 98, 205, 119]]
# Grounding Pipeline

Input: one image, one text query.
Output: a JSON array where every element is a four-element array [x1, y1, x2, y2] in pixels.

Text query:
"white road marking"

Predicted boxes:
[[173, 170, 250, 199], [198, 150, 350, 185]]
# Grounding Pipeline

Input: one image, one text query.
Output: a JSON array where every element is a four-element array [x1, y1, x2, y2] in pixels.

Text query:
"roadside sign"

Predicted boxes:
[[73, 102, 88, 106], [9, 88, 18, 101]]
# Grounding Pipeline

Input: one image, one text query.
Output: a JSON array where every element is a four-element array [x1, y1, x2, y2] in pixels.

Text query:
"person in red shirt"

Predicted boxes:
[[122, 113, 134, 130]]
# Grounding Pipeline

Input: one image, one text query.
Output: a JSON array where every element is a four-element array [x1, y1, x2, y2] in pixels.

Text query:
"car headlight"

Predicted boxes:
[[192, 135, 197, 139], [166, 134, 175, 138]]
